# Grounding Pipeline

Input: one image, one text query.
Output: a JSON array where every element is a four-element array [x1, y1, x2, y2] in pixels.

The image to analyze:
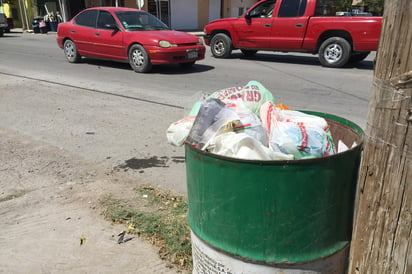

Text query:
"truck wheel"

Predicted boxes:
[[210, 33, 232, 58], [349, 52, 370, 63], [241, 49, 258, 56], [64, 39, 81, 63], [318, 37, 351, 68], [129, 44, 152, 73]]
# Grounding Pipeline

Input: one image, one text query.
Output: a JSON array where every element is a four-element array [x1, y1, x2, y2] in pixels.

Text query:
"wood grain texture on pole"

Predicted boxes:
[[348, 0, 411, 273]]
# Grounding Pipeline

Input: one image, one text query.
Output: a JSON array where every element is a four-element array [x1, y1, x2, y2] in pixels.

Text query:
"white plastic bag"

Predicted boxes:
[[189, 80, 275, 118], [186, 98, 240, 150], [166, 116, 196, 146], [210, 132, 293, 161], [261, 102, 336, 159]]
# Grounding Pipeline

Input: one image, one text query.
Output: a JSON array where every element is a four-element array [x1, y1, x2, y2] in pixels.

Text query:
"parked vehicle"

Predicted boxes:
[[0, 13, 8, 37], [203, 0, 382, 68], [56, 7, 205, 73]]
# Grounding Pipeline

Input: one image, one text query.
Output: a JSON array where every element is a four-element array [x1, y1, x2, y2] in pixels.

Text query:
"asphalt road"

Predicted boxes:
[[0, 31, 376, 195]]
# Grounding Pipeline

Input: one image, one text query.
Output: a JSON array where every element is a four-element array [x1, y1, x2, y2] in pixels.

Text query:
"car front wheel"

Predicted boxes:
[[63, 39, 81, 63], [210, 33, 232, 58], [318, 37, 351, 68], [129, 44, 152, 73]]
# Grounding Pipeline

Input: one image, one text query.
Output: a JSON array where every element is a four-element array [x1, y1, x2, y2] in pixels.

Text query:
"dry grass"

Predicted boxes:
[[100, 185, 192, 272]]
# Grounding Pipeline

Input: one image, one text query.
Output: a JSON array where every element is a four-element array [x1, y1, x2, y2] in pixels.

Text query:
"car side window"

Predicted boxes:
[[97, 11, 117, 29], [248, 0, 275, 18], [74, 10, 98, 28], [278, 0, 307, 17]]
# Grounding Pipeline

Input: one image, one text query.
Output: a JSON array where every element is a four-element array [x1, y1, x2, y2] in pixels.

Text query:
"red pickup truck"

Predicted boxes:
[[203, 0, 382, 68]]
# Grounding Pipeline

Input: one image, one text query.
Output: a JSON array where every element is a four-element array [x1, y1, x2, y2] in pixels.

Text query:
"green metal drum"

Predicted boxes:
[[186, 111, 363, 264]]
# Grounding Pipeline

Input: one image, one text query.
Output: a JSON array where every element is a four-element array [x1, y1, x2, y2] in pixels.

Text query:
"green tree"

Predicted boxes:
[[359, 0, 384, 15], [335, 0, 353, 11]]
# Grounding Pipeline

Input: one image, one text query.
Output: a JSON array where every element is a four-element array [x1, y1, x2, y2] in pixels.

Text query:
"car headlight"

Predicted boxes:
[[197, 37, 204, 45], [159, 40, 176, 48]]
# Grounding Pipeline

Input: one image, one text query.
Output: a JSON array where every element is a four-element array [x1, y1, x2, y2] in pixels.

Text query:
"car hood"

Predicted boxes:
[[131, 30, 200, 44]]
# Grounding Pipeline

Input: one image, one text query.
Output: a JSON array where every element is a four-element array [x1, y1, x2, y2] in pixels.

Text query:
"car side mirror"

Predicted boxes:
[[105, 24, 119, 30], [245, 12, 251, 20]]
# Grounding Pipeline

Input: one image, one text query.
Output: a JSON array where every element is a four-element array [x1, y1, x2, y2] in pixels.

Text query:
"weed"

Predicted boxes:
[[100, 185, 192, 272]]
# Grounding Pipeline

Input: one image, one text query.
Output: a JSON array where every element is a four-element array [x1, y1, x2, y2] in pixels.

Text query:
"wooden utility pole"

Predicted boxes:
[[348, 0, 411, 273]]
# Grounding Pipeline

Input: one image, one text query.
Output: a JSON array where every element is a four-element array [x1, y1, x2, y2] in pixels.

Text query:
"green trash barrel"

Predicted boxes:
[[185, 111, 363, 273]]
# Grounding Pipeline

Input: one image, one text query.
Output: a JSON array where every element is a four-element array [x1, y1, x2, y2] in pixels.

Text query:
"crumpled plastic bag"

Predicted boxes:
[[189, 80, 275, 117], [225, 99, 268, 146], [186, 98, 239, 150], [166, 116, 196, 146], [210, 132, 293, 161], [261, 102, 336, 159]]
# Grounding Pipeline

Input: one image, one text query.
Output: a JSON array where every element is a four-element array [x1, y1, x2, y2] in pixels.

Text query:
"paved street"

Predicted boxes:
[[0, 31, 376, 194]]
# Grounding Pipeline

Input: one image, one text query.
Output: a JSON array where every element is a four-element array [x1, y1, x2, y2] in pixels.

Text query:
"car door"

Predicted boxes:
[[71, 9, 98, 54], [93, 10, 125, 60], [233, 0, 276, 49], [270, 0, 309, 50]]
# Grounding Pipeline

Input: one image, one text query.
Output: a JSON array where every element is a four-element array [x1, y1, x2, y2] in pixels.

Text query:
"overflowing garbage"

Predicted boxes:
[[167, 81, 354, 160]]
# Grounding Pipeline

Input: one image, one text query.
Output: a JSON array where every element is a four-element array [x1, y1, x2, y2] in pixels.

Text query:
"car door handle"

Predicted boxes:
[[264, 24, 271, 27], [95, 33, 100, 37], [70, 30, 75, 33], [295, 23, 303, 27]]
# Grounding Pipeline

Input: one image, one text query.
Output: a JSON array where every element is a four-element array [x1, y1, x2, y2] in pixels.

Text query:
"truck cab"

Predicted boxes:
[[203, 0, 382, 68]]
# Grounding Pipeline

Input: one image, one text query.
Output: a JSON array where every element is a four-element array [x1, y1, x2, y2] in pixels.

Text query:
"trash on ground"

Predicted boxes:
[[167, 81, 356, 160]]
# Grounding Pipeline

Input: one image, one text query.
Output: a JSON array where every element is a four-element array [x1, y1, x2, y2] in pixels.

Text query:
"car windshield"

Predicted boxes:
[[116, 11, 170, 31]]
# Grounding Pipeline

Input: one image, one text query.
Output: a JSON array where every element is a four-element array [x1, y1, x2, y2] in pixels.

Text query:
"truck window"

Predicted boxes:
[[278, 0, 307, 17], [248, 0, 276, 18], [315, 0, 338, 16]]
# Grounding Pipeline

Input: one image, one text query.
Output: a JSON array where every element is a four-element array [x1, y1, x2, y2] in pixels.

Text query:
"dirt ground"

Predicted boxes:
[[0, 127, 180, 274]]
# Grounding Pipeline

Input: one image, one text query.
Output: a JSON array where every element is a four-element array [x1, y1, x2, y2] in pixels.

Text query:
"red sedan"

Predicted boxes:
[[57, 7, 205, 73]]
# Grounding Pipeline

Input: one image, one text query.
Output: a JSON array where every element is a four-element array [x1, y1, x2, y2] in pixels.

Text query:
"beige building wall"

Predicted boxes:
[[198, 0, 209, 28]]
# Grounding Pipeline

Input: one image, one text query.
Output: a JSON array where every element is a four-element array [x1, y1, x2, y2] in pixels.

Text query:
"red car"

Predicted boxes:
[[57, 7, 205, 73]]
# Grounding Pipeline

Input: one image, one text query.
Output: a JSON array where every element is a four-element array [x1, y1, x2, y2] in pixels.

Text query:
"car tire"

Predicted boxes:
[[129, 44, 152, 73], [210, 33, 232, 58], [349, 52, 370, 63], [318, 37, 351, 68], [241, 49, 257, 56], [64, 39, 81, 63]]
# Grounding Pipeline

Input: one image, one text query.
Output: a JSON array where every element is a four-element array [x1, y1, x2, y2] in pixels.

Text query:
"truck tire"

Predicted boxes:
[[318, 37, 351, 68], [210, 33, 232, 58]]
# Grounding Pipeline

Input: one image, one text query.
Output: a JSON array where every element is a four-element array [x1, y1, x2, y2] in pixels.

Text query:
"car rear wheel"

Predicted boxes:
[[318, 37, 351, 68], [129, 44, 152, 73], [64, 39, 81, 63], [210, 33, 232, 58], [241, 49, 257, 56]]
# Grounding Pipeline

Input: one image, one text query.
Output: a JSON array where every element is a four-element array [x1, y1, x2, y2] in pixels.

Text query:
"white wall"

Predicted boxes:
[[170, 0, 198, 30], [208, 0, 221, 22]]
